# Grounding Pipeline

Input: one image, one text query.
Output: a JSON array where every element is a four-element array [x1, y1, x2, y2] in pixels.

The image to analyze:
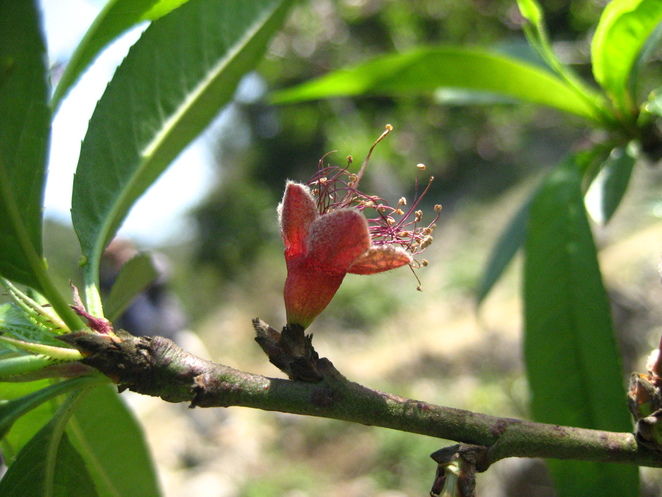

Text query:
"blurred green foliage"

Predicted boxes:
[[191, 0, 603, 280]]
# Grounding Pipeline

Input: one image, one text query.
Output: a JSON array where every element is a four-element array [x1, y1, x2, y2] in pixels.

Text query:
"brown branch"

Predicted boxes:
[[57, 324, 662, 471]]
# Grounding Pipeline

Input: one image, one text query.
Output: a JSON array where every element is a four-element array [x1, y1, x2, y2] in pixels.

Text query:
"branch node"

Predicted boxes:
[[430, 444, 488, 497], [253, 318, 323, 382], [628, 371, 662, 451]]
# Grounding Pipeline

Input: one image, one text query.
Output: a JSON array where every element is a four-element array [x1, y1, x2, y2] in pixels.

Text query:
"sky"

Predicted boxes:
[[40, 0, 216, 247]]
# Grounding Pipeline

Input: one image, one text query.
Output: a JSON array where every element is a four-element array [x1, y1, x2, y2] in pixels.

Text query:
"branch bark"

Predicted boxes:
[[58, 324, 662, 471]]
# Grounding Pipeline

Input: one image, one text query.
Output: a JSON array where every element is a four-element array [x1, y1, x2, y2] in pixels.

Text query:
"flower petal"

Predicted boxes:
[[347, 245, 412, 275], [284, 256, 345, 328], [307, 209, 371, 272], [278, 182, 319, 255]]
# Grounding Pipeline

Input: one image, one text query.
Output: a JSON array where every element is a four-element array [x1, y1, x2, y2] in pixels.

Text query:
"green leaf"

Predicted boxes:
[[584, 143, 637, 225], [72, 0, 295, 310], [516, 0, 560, 72], [523, 158, 639, 497], [517, 0, 544, 26], [516, 0, 618, 128], [51, 0, 189, 110], [476, 194, 530, 306], [271, 48, 603, 122], [592, 0, 662, 115], [0, 377, 98, 439], [0, 355, 63, 381], [0, 388, 99, 497], [0, 302, 63, 348], [0, 0, 50, 291], [104, 253, 159, 322], [0, 422, 98, 497], [0, 380, 57, 463], [67, 385, 161, 497]]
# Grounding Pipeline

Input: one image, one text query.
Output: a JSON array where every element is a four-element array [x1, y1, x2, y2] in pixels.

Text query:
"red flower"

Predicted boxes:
[[278, 126, 441, 329], [279, 182, 413, 329]]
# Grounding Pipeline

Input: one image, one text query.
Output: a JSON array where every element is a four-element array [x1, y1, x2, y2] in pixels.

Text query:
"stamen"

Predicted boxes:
[[305, 126, 442, 270]]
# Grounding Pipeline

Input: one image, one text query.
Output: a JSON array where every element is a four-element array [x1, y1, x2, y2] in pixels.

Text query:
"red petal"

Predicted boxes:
[[278, 182, 319, 255], [307, 209, 370, 272], [284, 256, 345, 328], [347, 246, 412, 275]]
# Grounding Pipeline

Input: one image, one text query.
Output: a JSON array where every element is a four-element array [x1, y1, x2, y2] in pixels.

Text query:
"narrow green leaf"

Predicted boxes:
[[0, 377, 98, 439], [104, 253, 159, 322], [0, 302, 63, 348], [476, 195, 530, 306], [271, 48, 603, 122], [0, 355, 62, 381], [516, 0, 560, 71], [517, 0, 544, 26], [585, 143, 637, 225], [51, 0, 190, 110], [0, 380, 56, 464], [592, 0, 662, 114], [524, 158, 639, 496], [72, 0, 295, 308], [0, 0, 50, 291], [142, 0, 188, 19], [68, 385, 161, 497], [0, 388, 99, 497], [0, 422, 98, 497], [517, 0, 619, 131]]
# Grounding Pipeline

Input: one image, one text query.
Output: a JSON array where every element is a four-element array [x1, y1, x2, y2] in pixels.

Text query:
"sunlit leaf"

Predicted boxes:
[[51, 0, 190, 110], [524, 157, 639, 497], [516, 0, 556, 68], [0, 0, 50, 290], [592, 0, 662, 114], [271, 48, 603, 122], [0, 302, 60, 347], [72, 0, 295, 300]]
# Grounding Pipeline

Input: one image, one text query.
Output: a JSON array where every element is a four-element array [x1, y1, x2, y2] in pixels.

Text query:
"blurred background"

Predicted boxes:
[[40, 0, 662, 495]]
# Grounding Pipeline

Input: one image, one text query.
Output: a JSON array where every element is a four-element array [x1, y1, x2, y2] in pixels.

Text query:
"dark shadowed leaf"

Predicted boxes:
[[0, 377, 98, 440], [72, 0, 295, 293], [523, 157, 638, 497], [67, 385, 161, 497], [0, 0, 50, 290], [0, 380, 57, 463], [584, 144, 637, 225], [0, 409, 98, 497]]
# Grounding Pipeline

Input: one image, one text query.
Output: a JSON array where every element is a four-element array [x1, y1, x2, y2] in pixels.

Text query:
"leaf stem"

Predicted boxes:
[[83, 272, 105, 319], [0, 165, 85, 332], [518, 2, 616, 127]]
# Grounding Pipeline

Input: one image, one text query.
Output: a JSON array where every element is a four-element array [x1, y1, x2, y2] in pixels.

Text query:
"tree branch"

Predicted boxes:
[[58, 323, 662, 471]]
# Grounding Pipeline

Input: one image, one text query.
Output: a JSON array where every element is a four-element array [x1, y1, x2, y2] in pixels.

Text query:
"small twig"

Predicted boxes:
[[57, 323, 662, 470]]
